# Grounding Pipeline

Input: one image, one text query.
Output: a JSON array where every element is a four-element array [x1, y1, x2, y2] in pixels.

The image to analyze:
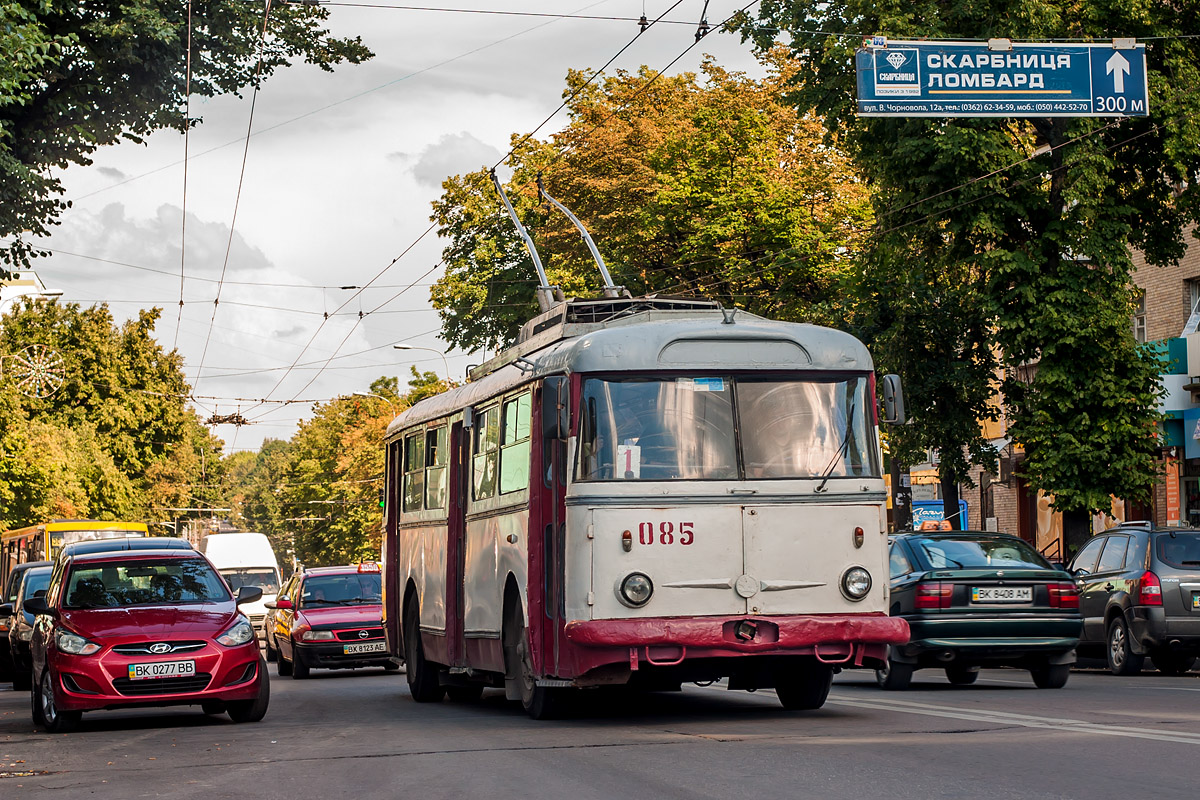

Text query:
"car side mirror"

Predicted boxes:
[[23, 596, 53, 617], [274, 598, 293, 611], [1072, 568, 1088, 579], [0, 603, 12, 617], [881, 374, 906, 424], [236, 586, 263, 605], [542, 376, 569, 440], [264, 600, 277, 610]]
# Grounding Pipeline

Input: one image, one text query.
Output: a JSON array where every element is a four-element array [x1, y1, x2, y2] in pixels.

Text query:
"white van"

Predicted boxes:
[[200, 532, 282, 637]]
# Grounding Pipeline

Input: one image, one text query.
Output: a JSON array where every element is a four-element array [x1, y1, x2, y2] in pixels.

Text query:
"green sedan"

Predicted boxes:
[[878, 531, 1082, 690]]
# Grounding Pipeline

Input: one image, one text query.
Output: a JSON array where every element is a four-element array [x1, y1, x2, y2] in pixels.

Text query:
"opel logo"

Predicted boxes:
[[357, 630, 369, 639], [149, 642, 172, 654]]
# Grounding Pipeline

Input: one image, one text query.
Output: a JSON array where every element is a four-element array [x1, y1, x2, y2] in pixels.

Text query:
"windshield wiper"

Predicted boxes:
[[330, 597, 378, 605], [814, 399, 856, 493]]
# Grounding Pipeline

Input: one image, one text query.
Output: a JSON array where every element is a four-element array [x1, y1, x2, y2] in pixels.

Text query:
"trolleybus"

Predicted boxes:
[[382, 296, 909, 717], [1, 519, 149, 588]]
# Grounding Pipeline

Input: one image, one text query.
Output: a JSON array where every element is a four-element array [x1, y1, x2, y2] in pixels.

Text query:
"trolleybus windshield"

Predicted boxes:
[[577, 375, 878, 481]]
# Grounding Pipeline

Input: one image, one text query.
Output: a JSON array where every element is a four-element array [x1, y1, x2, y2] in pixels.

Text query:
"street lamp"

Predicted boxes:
[[393, 344, 450, 379], [352, 391, 398, 414]]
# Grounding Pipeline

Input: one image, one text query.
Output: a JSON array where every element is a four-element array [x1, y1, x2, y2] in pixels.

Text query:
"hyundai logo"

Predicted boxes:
[[357, 630, 369, 639], [149, 642, 172, 654]]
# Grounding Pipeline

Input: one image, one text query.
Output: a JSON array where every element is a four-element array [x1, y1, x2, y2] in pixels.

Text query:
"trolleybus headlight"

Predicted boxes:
[[618, 573, 654, 607], [840, 567, 872, 601]]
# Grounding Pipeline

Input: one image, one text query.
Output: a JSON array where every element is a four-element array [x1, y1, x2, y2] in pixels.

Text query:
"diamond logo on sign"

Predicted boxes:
[[873, 48, 920, 97], [1191, 419, 1200, 441]]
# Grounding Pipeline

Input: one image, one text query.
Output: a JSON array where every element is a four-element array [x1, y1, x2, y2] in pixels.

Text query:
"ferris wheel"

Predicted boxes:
[[7, 343, 66, 398]]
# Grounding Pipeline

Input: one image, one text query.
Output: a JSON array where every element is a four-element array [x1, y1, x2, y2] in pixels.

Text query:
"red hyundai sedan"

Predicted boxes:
[[25, 548, 269, 732]]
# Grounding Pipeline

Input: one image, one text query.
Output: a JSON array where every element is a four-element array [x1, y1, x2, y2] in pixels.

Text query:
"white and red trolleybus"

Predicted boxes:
[[382, 297, 909, 717]]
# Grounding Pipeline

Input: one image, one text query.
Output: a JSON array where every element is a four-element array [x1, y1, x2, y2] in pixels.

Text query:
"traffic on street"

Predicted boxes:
[[2, 665, 1197, 798]]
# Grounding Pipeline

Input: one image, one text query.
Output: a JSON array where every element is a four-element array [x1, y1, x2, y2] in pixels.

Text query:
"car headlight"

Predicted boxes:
[[18, 627, 34, 642], [617, 572, 654, 608], [55, 628, 101, 656], [216, 618, 256, 647], [840, 567, 872, 601], [300, 629, 335, 642]]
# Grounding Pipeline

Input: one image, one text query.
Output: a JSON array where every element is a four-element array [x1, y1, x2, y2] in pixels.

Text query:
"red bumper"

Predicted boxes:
[[564, 613, 908, 670]]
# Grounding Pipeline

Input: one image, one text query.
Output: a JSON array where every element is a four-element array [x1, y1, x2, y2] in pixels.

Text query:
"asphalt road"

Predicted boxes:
[[2, 662, 1198, 799]]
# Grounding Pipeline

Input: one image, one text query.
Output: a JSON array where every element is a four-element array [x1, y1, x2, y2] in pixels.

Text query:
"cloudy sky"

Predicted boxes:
[[33, 1, 766, 452]]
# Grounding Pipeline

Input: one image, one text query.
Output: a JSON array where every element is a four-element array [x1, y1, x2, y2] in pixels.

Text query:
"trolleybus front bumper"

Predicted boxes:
[[564, 613, 908, 670]]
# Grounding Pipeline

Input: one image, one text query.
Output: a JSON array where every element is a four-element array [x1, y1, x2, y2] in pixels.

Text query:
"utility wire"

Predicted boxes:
[[174, 0, 194, 350], [193, 0, 276, 392]]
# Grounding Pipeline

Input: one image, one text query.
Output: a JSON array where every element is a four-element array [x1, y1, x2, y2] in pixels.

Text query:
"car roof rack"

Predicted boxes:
[[1118, 520, 1154, 530]]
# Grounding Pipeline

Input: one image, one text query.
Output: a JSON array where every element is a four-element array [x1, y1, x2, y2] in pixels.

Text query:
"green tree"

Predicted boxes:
[[0, 0, 372, 273], [0, 298, 217, 527], [430, 48, 871, 352], [749, 1, 1185, 533]]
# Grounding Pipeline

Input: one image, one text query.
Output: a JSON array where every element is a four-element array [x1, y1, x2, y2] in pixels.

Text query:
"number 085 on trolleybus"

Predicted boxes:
[[381, 294, 909, 718]]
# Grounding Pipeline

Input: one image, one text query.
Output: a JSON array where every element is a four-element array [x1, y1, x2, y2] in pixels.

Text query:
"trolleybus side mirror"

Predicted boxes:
[[882, 373, 906, 424], [542, 376, 569, 440], [0, 603, 12, 617]]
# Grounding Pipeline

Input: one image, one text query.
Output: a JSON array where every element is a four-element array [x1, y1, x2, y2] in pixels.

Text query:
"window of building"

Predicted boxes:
[[1132, 292, 1146, 343]]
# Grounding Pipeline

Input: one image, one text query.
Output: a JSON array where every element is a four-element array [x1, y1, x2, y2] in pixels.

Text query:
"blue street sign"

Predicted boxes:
[[856, 40, 1149, 117]]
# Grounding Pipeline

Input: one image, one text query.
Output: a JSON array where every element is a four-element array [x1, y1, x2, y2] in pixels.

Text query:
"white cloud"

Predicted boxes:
[[411, 132, 502, 188]]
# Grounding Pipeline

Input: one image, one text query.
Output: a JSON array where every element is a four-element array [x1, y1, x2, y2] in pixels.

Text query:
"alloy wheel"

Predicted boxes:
[[1110, 625, 1126, 669], [40, 671, 57, 725]]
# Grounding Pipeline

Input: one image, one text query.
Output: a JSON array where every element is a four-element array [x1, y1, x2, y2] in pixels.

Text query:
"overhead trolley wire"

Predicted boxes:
[[68, 0, 614, 206], [238, 2, 692, 423], [193, 0, 277, 392], [174, 0, 195, 350]]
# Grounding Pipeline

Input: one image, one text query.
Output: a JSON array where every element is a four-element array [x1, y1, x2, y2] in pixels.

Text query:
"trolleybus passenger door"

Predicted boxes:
[[447, 420, 467, 666], [537, 378, 569, 676]]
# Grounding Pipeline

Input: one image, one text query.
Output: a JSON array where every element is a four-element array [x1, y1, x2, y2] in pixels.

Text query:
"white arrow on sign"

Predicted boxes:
[[1106, 51, 1130, 94]]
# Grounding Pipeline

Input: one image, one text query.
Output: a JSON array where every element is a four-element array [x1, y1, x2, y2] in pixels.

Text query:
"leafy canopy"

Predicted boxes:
[[0, 299, 221, 527], [748, 0, 1194, 513], [0, 0, 372, 273], [430, 48, 872, 352]]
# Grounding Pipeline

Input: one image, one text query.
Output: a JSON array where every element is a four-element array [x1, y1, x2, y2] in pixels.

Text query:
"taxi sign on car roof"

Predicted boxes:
[[358, 561, 381, 573]]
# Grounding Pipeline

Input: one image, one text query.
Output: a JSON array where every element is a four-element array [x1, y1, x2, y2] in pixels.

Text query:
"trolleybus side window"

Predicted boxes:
[[499, 393, 531, 494], [425, 425, 449, 510], [473, 405, 501, 499], [403, 431, 425, 512]]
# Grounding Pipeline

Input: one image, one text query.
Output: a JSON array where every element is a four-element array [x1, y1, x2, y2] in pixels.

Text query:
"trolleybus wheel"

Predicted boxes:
[[404, 598, 445, 703], [775, 660, 833, 710], [504, 602, 565, 720]]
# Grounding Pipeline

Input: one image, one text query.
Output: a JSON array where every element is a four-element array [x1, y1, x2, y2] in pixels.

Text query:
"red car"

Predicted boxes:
[[266, 563, 395, 678], [25, 548, 269, 732]]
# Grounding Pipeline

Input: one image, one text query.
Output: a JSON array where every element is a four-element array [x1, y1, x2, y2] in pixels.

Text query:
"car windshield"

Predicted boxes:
[[300, 573, 382, 607], [1155, 533, 1200, 568], [20, 570, 51, 601], [576, 375, 878, 481], [912, 536, 1051, 570], [219, 567, 280, 594], [64, 559, 231, 608]]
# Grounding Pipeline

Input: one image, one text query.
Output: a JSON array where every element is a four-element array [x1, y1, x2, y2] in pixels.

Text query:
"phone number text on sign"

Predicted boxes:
[[638, 521, 694, 545]]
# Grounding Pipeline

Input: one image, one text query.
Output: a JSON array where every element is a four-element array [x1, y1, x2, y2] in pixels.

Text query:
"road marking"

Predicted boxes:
[[825, 693, 1200, 745], [976, 676, 1200, 692]]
